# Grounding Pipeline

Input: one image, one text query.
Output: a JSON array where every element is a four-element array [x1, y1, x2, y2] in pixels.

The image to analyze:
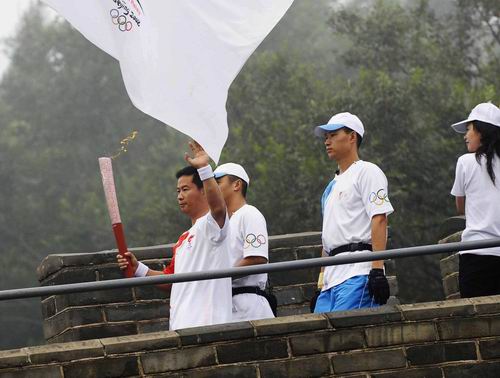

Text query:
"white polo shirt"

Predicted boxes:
[[451, 153, 500, 256], [167, 212, 232, 330], [321, 160, 394, 290], [229, 204, 274, 321]]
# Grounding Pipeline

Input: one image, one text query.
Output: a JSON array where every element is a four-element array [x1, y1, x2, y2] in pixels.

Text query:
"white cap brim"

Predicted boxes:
[[451, 119, 469, 133]]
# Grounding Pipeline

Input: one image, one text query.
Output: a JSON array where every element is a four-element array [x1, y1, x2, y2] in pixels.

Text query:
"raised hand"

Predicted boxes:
[[184, 140, 210, 169], [116, 251, 138, 273]]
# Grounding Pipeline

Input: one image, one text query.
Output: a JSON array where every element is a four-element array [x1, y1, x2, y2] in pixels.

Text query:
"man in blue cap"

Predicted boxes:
[[313, 112, 394, 312]]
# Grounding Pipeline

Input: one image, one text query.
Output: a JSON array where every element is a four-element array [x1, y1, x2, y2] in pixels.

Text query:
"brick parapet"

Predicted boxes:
[[2, 295, 500, 377]]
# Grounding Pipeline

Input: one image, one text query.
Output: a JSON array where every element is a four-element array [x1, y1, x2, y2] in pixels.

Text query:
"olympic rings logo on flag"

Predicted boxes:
[[244, 233, 267, 249], [369, 189, 390, 206], [110, 9, 133, 32]]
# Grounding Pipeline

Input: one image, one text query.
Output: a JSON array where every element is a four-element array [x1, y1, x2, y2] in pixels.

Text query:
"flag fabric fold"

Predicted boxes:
[[43, 0, 294, 162]]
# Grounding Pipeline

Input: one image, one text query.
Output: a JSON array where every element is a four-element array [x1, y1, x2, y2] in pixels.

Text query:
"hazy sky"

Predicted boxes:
[[0, 0, 35, 75]]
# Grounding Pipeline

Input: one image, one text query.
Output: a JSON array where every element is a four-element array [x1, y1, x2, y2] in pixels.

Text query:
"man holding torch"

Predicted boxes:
[[117, 141, 232, 330]]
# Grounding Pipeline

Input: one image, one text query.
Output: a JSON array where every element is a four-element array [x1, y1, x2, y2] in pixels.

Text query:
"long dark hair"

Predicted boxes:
[[473, 120, 500, 184]]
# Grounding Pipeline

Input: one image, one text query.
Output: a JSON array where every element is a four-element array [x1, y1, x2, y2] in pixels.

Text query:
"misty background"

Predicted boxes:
[[0, 0, 499, 349]]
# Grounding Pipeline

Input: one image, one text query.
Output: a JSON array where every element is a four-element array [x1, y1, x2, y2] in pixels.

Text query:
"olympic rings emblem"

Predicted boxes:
[[110, 9, 133, 32], [369, 189, 390, 206], [244, 233, 267, 249]]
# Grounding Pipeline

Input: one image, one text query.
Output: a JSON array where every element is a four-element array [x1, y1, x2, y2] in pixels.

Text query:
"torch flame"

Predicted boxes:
[[111, 131, 139, 160]]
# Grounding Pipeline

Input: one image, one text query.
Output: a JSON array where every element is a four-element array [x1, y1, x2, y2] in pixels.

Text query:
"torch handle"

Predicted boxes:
[[112, 223, 134, 278]]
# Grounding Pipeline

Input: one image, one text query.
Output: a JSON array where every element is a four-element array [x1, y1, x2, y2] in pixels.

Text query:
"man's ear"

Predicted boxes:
[[233, 179, 242, 193]]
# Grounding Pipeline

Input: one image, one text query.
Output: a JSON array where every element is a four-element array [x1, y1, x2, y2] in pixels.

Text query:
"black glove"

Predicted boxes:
[[368, 268, 390, 305]]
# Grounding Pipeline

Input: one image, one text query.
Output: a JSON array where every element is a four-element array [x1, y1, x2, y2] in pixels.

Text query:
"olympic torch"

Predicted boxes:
[[99, 157, 134, 278]]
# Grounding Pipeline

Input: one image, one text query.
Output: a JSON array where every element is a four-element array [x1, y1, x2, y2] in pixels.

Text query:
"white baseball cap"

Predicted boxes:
[[314, 112, 365, 138], [451, 102, 500, 133], [213, 163, 250, 185]]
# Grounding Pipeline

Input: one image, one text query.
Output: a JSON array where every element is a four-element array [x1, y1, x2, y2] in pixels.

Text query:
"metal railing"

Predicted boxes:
[[1, 238, 500, 301]]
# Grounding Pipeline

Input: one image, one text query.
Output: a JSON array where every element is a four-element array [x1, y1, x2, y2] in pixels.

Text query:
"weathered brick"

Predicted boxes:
[[438, 317, 500, 340], [55, 288, 133, 310], [470, 295, 500, 315], [217, 339, 288, 364], [101, 331, 179, 354], [365, 322, 437, 347], [177, 321, 254, 345], [104, 302, 168, 322], [295, 246, 322, 260], [141, 346, 216, 373], [406, 341, 477, 366], [388, 275, 399, 296], [0, 349, 29, 369], [372, 367, 443, 378], [332, 348, 406, 374], [43, 306, 103, 339], [327, 305, 402, 328], [41, 296, 56, 319], [27, 340, 103, 364], [479, 338, 500, 360], [41, 266, 96, 286], [269, 268, 317, 286], [268, 248, 297, 263], [137, 319, 170, 334], [74, 322, 137, 341], [440, 253, 459, 277], [63, 356, 139, 377], [259, 355, 331, 378], [277, 305, 310, 317], [183, 364, 257, 378], [401, 299, 474, 321], [48, 329, 76, 344], [0, 365, 63, 378], [134, 285, 170, 300], [274, 286, 305, 306], [290, 329, 365, 356], [443, 361, 500, 378], [443, 273, 459, 298], [252, 313, 328, 337]]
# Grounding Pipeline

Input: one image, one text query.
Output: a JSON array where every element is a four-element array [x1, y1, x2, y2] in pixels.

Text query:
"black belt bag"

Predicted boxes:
[[328, 242, 372, 257], [232, 286, 278, 316]]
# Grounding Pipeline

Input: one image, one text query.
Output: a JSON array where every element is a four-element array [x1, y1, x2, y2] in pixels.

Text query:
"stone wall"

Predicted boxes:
[[439, 216, 465, 300], [36, 232, 398, 344], [2, 295, 500, 377]]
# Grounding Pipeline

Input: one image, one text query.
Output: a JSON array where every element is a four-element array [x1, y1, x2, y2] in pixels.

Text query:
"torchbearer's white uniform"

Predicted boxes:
[[166, 212, 232, 330]]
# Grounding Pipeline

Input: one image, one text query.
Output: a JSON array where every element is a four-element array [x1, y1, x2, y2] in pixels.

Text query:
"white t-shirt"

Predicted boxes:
[[229, 204, 269, 289], [321, 160, 394, 290], [451, 153, 500, 256], [167, 212, 232, 330]]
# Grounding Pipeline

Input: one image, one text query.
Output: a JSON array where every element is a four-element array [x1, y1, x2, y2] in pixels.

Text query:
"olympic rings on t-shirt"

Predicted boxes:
[[369, 189, 390, 206], [110, 9, 133, 32], [244, 233, 267, 249]]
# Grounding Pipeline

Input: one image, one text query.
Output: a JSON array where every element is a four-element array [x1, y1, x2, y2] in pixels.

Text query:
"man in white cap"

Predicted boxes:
[[313, 112, 394, 312], [214, 163, 275, 321]]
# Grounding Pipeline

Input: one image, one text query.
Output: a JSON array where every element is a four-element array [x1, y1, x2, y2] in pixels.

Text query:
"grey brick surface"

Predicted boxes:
[[141, 346, 216, 373], [216, 339, 288, 364], [479, 338, 500, 360], [0, 366, 63, 378], [43, 306, 103, 339], [259, 355, 331, 378], [290, 329, 365, 356], [470, 295, 500, 315], [100, 331, 179, 354], [438, 317, 500, 340], [104, 302, 168, 322], [406, 341, 477, 366], [365, 322, 437, 347], [27, 340, 103, 364], [183, 364, 257, 378], [443, 273, 459, 298], [332, 348, 406, 374], [63, 356, 139, 378], [401, 299, 474, 321], [443, 361, 500, 378], [177, 321, 254, 345], [252, 313, 328, 337], [0, 349, 29, 369], [372, 367, 443, 378], [327, 305, 402, 328]]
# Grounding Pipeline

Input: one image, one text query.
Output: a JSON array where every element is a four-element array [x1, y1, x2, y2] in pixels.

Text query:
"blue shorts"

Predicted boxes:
[[313, 275, 378, 313]]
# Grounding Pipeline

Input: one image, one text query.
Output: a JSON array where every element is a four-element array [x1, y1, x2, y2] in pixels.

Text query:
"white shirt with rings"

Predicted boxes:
[[322, 160, 394, 291], [451, 153, 500, 256], [229, 204, 274, 321]]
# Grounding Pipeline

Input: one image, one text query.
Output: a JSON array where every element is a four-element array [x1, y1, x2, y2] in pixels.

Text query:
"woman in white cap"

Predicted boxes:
[[451, 102, 500, 298]]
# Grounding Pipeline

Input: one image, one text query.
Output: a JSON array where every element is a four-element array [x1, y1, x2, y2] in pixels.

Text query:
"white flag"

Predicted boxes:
[[42, 0, 294, 162]]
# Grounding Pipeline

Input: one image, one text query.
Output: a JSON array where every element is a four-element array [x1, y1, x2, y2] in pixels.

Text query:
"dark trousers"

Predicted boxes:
[[459, 253, 500, 298]]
